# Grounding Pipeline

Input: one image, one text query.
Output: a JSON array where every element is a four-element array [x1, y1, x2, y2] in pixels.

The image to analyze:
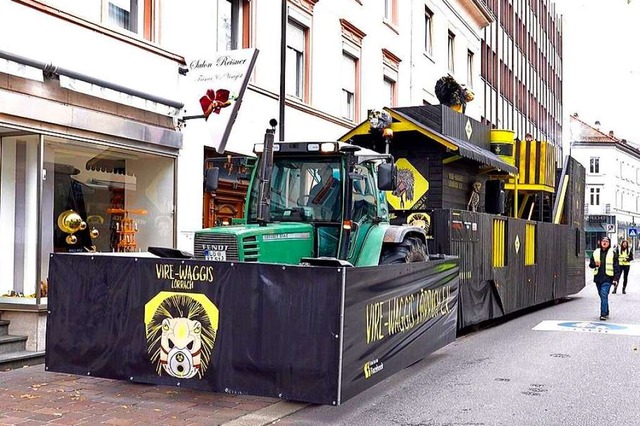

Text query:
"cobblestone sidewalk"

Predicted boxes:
[[0, 365, 291, 425]]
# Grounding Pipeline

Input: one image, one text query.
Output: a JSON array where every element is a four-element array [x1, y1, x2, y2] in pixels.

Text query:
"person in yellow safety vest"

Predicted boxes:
[[589, 237, 621, 321], [614, 239, 634, 294]]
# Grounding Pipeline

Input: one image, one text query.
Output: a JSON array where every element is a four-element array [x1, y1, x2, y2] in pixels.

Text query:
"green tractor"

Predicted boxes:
[[194, 122, 428, 266]]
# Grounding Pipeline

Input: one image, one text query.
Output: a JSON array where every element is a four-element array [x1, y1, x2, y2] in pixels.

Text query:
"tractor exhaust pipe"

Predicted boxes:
[[257, 119, 278, 225]]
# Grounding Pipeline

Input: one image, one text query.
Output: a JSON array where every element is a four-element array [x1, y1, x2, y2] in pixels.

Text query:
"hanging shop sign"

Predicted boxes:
[[184, 48, 259, 154]]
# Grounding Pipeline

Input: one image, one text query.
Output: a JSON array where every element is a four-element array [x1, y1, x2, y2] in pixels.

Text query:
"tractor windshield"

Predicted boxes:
[[247, 157, 343, 223]]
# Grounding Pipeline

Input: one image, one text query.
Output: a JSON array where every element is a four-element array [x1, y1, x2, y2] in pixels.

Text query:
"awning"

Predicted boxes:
[[391, 109, 519, 175], [585, 224, 606, 233]]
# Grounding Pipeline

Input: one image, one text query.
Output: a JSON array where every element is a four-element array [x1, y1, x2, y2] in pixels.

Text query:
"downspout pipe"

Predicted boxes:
[[0, 48, 184, 110]]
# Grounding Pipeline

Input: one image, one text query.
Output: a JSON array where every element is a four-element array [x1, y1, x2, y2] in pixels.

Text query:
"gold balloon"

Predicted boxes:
[[90, 228, 100, 239], [57, 210, 83, 234], [65, 234, 78, 245]]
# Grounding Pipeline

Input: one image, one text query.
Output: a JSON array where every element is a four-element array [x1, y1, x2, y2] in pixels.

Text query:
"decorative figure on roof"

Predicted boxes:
[[393, 168, 415, 209], [435, 75, 474, 113], [368, 109, 392, 133], [467, 181, 482, 212]]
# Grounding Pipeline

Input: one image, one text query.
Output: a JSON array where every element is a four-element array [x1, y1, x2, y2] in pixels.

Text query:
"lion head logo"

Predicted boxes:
[[145, 293, 219, 379]]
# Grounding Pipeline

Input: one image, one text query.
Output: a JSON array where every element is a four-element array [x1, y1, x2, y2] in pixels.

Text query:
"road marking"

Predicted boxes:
[[533, 320, 640, 335]]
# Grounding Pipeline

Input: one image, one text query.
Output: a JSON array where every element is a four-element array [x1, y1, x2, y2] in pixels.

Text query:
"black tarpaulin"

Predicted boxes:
[[46, 254, 460, 405]]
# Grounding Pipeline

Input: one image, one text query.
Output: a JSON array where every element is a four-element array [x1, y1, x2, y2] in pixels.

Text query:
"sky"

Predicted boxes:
[[551, 0, 640, 150]]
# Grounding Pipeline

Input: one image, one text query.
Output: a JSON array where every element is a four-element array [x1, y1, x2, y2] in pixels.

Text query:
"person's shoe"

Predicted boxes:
[[612, 289, 617, 294], [600, 316, 607, 321], [623, 289, 627, 294]]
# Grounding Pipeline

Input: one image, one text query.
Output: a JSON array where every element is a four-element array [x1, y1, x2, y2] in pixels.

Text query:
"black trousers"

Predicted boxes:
[[620, 265, 630, 289]]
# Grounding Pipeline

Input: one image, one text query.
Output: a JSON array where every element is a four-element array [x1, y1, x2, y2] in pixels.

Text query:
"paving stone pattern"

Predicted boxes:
[[0, 365, 280, 425]]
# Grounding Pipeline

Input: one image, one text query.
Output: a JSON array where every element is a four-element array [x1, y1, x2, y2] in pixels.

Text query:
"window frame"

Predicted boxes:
[[340, 19, 364, 122], [589, 157, 600, 174], [467, 50, 475, 88], [216, 0, 252, 51], [589, 187, 600, 206], [101, 0, 155, 40], [384, 0, 398, 26], [286, 19, 307, 100], [382, 49, 401, 107], [424, 6, 433, 56], [341, 53, 358, 121], [448, 30, 456, 74]]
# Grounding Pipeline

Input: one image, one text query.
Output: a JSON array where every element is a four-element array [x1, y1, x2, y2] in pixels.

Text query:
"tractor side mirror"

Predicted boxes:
[[205, 167, 220, 192], [377, 163, 397, 191]]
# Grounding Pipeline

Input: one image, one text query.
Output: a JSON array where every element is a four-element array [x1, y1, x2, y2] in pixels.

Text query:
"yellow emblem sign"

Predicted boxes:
[[386, 158, 429, 210]]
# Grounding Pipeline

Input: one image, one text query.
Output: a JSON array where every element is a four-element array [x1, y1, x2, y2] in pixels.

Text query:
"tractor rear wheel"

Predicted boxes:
[[379, 238, 427, 264]]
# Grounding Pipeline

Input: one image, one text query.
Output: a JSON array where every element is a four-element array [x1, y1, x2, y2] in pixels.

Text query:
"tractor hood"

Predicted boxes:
[[194, 222, 315, 264]]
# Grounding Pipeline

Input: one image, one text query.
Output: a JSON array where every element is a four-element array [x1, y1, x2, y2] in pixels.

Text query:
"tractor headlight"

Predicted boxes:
[[320, 143, 337, 153]]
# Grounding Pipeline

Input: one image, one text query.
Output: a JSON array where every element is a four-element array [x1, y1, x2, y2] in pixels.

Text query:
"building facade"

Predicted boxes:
[[569, 114, 640, 254], [0, 0, 563, 349], [480, 0, 563, 161]]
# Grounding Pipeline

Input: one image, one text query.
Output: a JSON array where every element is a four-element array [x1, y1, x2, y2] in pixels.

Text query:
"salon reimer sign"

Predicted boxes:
[[185, 48, 259, 154]]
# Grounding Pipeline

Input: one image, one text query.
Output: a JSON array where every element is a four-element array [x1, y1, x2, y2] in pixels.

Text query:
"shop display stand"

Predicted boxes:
[[106, 209, 148, 252]]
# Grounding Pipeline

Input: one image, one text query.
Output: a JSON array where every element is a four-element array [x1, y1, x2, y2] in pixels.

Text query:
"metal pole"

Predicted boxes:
[[278, 0, 287, 141]]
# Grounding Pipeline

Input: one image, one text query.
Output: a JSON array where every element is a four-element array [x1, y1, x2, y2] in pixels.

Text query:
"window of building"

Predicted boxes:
[[100, 0, 158, 39], [342, 53, 357, 121], [382, 49, 400, 107], [467, 50, 474, 88], [589, 157, 599, 174], [424, 7, 433, 55], [42, 0, 155, 40], [448, 31, 456, 73], [286, 20, 307, 100], [384, 0, 398, 25], [383, 77, 396, 107], [340, 20, 365, 122], [589, 187, 600, 206], [217, 0, 252, 51]]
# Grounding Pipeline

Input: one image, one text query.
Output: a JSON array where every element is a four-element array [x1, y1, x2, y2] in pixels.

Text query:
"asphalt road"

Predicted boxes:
[[276, 261, 640, 426]]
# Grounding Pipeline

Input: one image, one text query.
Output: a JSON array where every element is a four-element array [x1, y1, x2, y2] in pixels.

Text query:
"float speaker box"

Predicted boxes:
[[485, 179, 505, 214]]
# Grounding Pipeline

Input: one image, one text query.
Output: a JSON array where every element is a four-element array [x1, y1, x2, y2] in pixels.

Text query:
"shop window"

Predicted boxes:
[[0, 135, 41, 300], [42, 137, 174, 254]]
